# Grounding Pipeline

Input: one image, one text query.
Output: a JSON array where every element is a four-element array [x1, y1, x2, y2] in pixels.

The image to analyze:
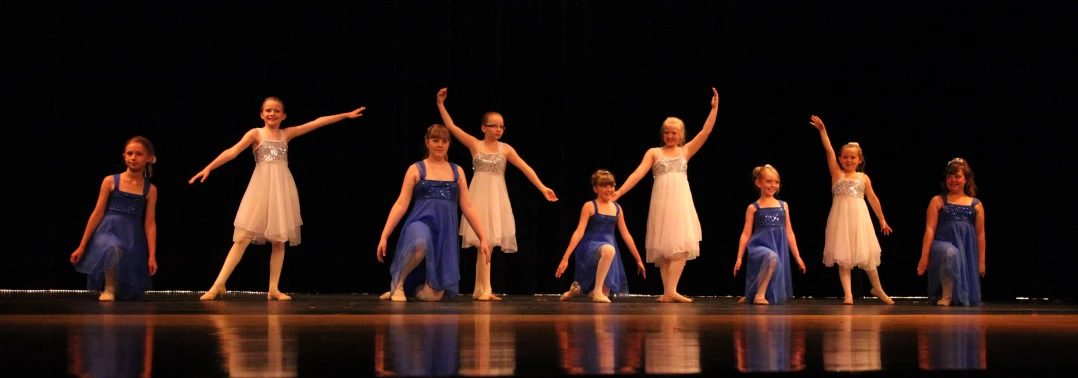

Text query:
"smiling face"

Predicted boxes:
[[839, 145, 863, 172], [755, 169, 781, 197], [261, 98, 287, 128], [661, 117, 685, 147], [590, 170, 617, 201], [945, 170, 967, 195], [425, 124, 451, 160]]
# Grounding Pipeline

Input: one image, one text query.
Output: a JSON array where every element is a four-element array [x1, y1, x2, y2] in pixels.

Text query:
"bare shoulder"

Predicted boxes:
[[745, 203, 757, 213], [100, 176, 114, 190], [580, 201, 595, 215]]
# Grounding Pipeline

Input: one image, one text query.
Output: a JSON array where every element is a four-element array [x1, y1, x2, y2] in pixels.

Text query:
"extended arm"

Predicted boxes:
[[613, 149, 655, 200], [458, 166, 491, 263], [733, 204, 756, 276], [504, 144, 557, 201], [975, 202, 986, 277], [809, 115, 843, 184], [616, 204, 646, 278], [555, 203, 593, 278], [377, 165, 420, 262], [71, 177, 114, 263], [436, 88, 480, 155], [144, 185, 158, 274], [784, 202, 806, 273], [863, 174, 892, 234], [189, 129, 258, 183], [682, 87, 720, 160], [917, 196, 942, 275], [282, 107, 365, 141]]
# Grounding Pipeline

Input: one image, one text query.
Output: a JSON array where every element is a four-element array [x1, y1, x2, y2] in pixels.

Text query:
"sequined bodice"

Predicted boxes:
[[254, 140, 288, 163], [473, 152, 506, 174], [107, 191, 147, 217], [753, 204, 786, 229], [586, 203, 619, 235], [652, 150, 688, 177], [939, 200, 977, 225], [414, 161, 460, 202], [831, 176, 865, 198]]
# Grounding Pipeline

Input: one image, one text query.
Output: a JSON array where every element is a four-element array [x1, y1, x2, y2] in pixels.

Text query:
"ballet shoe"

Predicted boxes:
[[267, 291, 292, 301], [200, 286, 226, 301], [871, 289, 894, 305], [98, 291, 115, 302]]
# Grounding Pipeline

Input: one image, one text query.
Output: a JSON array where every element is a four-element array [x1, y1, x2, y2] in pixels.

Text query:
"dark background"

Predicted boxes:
[[7, 1, 1073, 300]]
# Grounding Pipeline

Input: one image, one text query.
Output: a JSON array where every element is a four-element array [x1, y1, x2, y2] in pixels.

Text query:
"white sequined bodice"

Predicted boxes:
[[254, 140, 288, 163], [652, 150, 687, 177], [832, 175, 865, 198], [473, 152, 506, 174]]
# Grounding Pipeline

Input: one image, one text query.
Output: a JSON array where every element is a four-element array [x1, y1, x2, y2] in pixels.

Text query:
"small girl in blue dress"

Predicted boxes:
[[556, 170, 646, 303], [733, 165, 806, 305], [917, 158, 986, 306], [70, 136, 159, 301], [377, 124, 491, 302]]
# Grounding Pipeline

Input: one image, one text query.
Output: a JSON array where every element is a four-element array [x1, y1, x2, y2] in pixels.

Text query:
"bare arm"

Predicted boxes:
[[504, 143, 557, 200], [376, 165, 420, 263], [809, 115, 843, 184], [784, 202, 806, 273], [144, 185, 159, 275], [555, 203, 594, 278], [72, 177, 114, 261], [615, 204, 644, 263], [917, 196, 942, 275], [863, 174, 892, 234], [614, 149, 656, 200], [682, 87, 719, 160], [189, 129, 259, 183], [436, 88, 479, 156], [457, 165, 491, 263], [282, 107, 365, 141], [733, 204, 756, 276], [975, 202, 986, 277]]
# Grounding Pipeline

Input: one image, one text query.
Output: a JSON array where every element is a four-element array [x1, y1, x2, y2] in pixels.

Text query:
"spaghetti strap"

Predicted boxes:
[[751, 201, 760, 210], [614, 201, 621, 216], [591, 200, 598, 213], [141, 178, 151, 196], [112, 174, 120, 192], [416, 161, 427, 181], [450, 163, 460, 181]]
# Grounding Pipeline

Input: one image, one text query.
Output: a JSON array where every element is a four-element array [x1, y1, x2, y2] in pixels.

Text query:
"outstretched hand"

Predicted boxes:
[[377, 239, 388, 263], [795, 257, 806, 274], [555, 259, 569, 278], [437, 88, 448, 104], [346, 107, 366, 119], [541, 187, 559, 202], [610, 191, 622, 202], [189, 170, 210, 184], [880, 222, 893, 235], [710, 87, 719, 108], [809, 115, 825, 130]]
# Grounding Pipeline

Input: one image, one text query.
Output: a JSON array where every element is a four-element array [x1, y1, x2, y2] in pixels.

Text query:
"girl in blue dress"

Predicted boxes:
[[377, 124, 491, 302], [918, 158, 986, 306], [556, 170, 646, 303], [70, 136, 159, 301], [733, 165, 806, 305]]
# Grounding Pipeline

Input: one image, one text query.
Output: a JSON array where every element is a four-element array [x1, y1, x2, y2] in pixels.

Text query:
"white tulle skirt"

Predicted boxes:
[[460, 172, 517, 252], [822, 196, 881, 270], [645, 172, 701, 264], [233, 161, 303, 246]]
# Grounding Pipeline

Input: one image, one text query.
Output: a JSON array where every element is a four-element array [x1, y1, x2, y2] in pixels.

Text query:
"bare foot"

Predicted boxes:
[[753, 297, 769, 305], [871, 289, 894, 305], [379, 291, 391, 300], [390, 288, 407, 302], [656, 295, 673, 303], [199, 286, 226, 301], [668, 293, 693, 303], [738, 297, 746, 304], [489, 294, 502, 301], [590, 292, 611, 303], [98, 291, 115, 302], [267, 291, 292, 301], [936, 297, 952, 306], [560, 284, 580, 301], [843, 297, 854, 305]]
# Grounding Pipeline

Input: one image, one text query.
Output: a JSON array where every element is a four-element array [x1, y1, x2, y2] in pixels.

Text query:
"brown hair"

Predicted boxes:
[[262, 96, 285, 112], [941, 157, 977, 197], [751, 164, 780, 194], [591, 170, 616, 187], [125, 136, 156, 179], [481, 111, 503, 126], [423, 124, 451, 158]]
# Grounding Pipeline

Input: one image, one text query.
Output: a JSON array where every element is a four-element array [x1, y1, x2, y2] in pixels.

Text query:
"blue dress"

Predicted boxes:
[[74, 174, 152, 300], [572, 200, 630, 296], [744, 201, 792, 304], [927, 197, 982, 306], [389, 161, 463, 298]]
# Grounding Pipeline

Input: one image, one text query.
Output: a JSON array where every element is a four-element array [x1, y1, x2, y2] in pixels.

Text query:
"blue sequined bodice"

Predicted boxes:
[[106, 174, 149, 217], [254, 140, 288, 163], [414, 161, 460, 202], [939, 198, 979, 225], [753, 203, 786, 229], [585, 201, 619, 234]]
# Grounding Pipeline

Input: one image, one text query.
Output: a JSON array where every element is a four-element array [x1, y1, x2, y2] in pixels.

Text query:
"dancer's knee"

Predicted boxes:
[[599, 244, 615, 259]]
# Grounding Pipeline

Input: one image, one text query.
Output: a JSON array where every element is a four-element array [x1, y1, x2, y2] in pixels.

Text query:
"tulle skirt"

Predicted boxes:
[[573, 241, 630, 296], [744, 228, 792, 305], [74, 211, 152, 299], [927, 223, 981, 306], [233, 161, 302, 246], [645, 172, 701, 264], [822, 197, 881, 270], [460, 172, 517, 253]]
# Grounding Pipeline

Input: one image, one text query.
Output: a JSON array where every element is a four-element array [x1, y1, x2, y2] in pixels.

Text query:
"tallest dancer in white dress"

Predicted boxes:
[[436, 88, 558, 301], [613, 88, 719, 303]]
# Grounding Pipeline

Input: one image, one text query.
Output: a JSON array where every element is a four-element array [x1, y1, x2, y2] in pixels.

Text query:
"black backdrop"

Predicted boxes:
[[8, 1, 1073, 301]]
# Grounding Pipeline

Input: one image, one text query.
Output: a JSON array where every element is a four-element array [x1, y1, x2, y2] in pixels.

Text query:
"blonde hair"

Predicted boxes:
[[591, 170, 616, 187], [660, 117, 687, 146], [840, 141, 866, 172], [752, 164, 780, 194], [262, 96, 285, 112]]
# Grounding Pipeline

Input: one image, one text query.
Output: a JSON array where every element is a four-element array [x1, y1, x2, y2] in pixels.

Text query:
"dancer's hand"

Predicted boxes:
[[916, 256, 928, 275], [636, 260, 646, 278], [710, 87, 719, 109], [733, 259, 742, 277], [809, 115, 825, 130], [345, 107, 366, 119], [796, 257, 806, 274], [555, 258, 569, 278], [541, 187, 559, 202], [479, 240, 491, 264], [377, 239, 388, 263], [189, 170, 210, 184], [880, 222, 893, 235], [148, 257, 158, 275], [437, 88, 448, 104], [611, 190, 622, 202], [70, 248, 84, 264], [979, 262, 985, 278]]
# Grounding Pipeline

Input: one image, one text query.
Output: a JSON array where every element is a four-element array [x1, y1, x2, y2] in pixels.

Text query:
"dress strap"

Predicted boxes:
[[450, 163, 460, 181], [942, 195, 949, 204], [779, 200, 785, 210], [751, 201, 760, 210], [971, 198, 981, 206], [112, 174, 120, 192], [497, 142, 504, 154], [591, 200, 598, 214], [416, 161, 427, 181], [141, 178, 151, 196], [614, 201, 621, 216]]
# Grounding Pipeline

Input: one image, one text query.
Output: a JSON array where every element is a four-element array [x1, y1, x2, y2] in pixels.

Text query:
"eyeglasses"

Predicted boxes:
[[483, 124, 506, 130]]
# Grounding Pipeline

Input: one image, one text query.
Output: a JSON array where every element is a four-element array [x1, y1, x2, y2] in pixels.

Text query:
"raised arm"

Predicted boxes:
[[189, 128, 259, 184], [615, 203, 646, 278], [612, 149, 656, 201], [376, 165, 420, 262], [70, 176, 114, 264], [863, 174, 892, 235], [975, 202, 985, 277], [783, 202, 806, 273], [144, 184, 158, 275], [457, 165, 491, 264], [555, 203, 594, 278], [682, 87, 720, 160], [809, 115, 843, 184], [436, 88, 480, 156], [733, 204, 756, 276], [504, 143, 558, 201], [282, 106, 365, 141], [917, 196, 943, 275]]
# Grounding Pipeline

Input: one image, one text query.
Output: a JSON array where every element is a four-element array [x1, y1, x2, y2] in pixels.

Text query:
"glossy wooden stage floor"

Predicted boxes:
[[2, 293, 1076, 377]]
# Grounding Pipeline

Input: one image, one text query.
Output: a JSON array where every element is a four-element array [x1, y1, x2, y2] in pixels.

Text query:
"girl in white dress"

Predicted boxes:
[[191, 97, 365, 300], [808, 115, 894, 305], [614, 88, 719, 303], [436, 88, 558, 301]]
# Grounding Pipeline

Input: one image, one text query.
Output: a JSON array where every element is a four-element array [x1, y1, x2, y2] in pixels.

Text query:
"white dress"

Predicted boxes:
[[822, 173, 881, 270], [232, 129, 303, 246], [460, 142, 517, 252], [645, 147, 702, 264]]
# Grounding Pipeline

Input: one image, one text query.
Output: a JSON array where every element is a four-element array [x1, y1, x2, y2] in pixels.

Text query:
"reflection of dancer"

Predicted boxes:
[[734, 316, 806, 372], [917, 158, 986, 306], [733, 165, 806, 305], [459, 314, 517, 376], [67, 315, 154, 378], [644, 315, 702, 374], [374, 315, 458, 377], [211, 315, 297, 377], [555, 315, 645, 375], [822, 315, 882, 372], [917, 317, 987, 370]]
